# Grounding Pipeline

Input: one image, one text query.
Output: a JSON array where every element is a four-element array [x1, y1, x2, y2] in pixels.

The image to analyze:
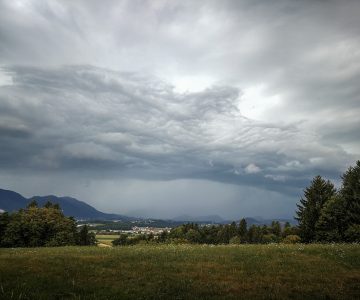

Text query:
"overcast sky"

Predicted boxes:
[[0, 0, 359, 220]]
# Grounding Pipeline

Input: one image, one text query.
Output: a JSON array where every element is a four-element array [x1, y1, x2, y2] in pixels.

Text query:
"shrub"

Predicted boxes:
[[282, 235, 301, 244]]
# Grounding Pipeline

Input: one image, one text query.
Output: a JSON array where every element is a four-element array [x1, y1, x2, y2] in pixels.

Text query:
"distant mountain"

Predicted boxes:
[[0, 188, 28, 212], [245, 217, 297, 226], [172, 214, 296, 225], [0, 188, 132, 221], [0, 188, 297, 224], [173, 214, 225, 223]]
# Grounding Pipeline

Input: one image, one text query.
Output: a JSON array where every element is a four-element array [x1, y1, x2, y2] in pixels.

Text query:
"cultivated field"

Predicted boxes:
[[0, 244, 359, 299], [95, 234, 119, 246]]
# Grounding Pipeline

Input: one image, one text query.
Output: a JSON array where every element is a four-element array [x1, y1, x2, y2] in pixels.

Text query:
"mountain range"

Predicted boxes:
[[0, 188, 296, 224], [0, 188, 132, 220]]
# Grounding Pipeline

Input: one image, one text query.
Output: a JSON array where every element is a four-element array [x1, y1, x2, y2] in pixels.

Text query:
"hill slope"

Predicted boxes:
[[0, 188, 130, 220], [0, 188, 28, 212]]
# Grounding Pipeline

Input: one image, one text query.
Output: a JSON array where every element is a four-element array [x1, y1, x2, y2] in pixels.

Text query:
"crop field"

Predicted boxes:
[[95, 234, 119, 246], [0, 244, 359, 299]]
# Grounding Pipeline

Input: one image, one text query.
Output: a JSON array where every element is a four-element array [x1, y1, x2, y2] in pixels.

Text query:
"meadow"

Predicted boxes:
[[0, 244, 359, 299]]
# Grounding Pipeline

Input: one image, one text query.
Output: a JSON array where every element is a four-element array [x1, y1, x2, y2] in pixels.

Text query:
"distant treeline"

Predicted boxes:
[[1, 161, 359, 247], [0, 201, 96, 247], [112, 220, 300, 246], [113, 160, 360, 246]]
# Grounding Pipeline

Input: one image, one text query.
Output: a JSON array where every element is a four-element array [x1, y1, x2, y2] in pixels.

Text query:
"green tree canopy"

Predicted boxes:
[[295, 175, 336, 242]]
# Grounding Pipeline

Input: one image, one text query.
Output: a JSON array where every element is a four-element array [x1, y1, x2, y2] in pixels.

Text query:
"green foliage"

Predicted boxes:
[[78, 225, 96, 246], [296, 175, 336, 242], [112, 233, 156, 246], [0, 202, 95, 247], [271, 221, 281, 237], [238, 218, 247, 242], [316, 195, 347, 242], [185, 229, 202, 243], [262, 234, 278, 243], [341, 160, 360, 236], [344, 224, 360, 242], [314, 161, 360, 243], [247, 225, 263, 243]]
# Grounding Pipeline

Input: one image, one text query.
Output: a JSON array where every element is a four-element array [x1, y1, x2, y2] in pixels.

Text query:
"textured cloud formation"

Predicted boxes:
[[0, 0, 359, 218], [0, 66, 355, 187]]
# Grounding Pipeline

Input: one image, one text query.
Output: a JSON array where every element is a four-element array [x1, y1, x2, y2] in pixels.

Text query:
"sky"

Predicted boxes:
[[0, 0, 359, 220]]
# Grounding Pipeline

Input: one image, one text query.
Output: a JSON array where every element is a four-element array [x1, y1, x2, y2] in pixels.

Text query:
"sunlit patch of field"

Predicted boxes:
[[95, 234, 119, 246], [0, 244, 359, 299]]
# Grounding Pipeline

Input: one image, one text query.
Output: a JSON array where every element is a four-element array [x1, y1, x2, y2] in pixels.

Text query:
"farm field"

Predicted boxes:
[[0, 244, 359, 300], [95, 234, 119, 246]]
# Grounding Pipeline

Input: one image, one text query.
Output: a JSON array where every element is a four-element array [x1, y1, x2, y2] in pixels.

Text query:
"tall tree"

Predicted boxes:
[[238, 218, 247, 242], [341, 161, 360, 229], [271, 221, 281, 237], [295, 175, 336, 242], [78, 225, 96, 246]]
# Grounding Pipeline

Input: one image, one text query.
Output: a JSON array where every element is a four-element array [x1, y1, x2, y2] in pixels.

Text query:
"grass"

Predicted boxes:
[[0, 244, 359, 299]]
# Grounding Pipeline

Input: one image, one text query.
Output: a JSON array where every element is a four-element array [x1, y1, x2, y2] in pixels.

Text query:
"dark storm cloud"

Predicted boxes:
[[0, 65, 355, 195], [0, 0, 359, 218]]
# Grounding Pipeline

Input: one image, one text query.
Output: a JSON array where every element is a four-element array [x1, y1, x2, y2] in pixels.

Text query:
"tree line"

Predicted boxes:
[[0, 200, 96, 247], [1, 161, 359, 247], [113, 160, 360, 246], [112, 220, 300, 246]]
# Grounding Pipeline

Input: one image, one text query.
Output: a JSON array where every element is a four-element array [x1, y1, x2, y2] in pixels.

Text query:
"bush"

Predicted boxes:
[[282, 235, 301, 244], [262, 234, 279, 243]]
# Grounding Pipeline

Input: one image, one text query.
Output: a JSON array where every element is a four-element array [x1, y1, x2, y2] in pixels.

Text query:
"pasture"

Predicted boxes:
[[0, 244, 359, 299]]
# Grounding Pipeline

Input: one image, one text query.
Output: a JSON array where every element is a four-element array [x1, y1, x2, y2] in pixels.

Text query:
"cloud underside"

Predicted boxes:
[[0, 0, 359, 216], [0, 65, 355, 196]]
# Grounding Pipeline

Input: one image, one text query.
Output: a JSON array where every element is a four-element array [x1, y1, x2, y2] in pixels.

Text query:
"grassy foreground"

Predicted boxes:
[[0, 244, 359, 300]]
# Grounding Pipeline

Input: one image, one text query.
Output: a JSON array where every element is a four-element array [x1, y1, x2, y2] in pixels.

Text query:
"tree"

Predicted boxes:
[[0, 212, 10, 243], [185, 229, 202, 243], [271, 221, 281, 237], [0, 201, 90, 247], [295, 175, 336, 242], [340, 161, 360, 233], [158, 230, 168, 243], [78, 225, 96, 246], [238, 218, 247, 242], [112, 234, 129, 246], [315, 195, 347, 242], [315, 161, 360, 242], [247, 225, 263, 243]]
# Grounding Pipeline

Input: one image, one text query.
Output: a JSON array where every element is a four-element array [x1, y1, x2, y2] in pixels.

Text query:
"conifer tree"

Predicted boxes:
[[295, 175, 336, 242], [238, 218, 248, 242], [341, 161, 360, 228]]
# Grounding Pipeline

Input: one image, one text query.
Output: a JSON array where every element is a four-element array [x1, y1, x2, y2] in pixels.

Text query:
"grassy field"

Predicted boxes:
[[95, 234, 119, 246], [0, 244, 359, 300]]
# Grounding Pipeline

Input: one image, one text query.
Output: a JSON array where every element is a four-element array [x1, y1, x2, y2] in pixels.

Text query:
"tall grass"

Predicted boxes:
[[0, 244, 359, 299]]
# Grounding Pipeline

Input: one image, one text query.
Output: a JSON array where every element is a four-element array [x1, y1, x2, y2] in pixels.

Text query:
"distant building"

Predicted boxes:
[[131, 226, 171, 235]]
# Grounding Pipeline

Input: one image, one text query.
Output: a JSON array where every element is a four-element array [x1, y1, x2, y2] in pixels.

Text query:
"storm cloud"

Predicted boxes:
[[0, 0, 359, 219]]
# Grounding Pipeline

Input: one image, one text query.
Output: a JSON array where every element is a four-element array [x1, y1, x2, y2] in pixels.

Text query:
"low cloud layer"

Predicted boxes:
[[0, 0, 359, 219]]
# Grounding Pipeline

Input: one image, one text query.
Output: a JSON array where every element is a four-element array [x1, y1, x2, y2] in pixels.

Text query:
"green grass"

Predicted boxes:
[[0, 244, 359, 299]]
